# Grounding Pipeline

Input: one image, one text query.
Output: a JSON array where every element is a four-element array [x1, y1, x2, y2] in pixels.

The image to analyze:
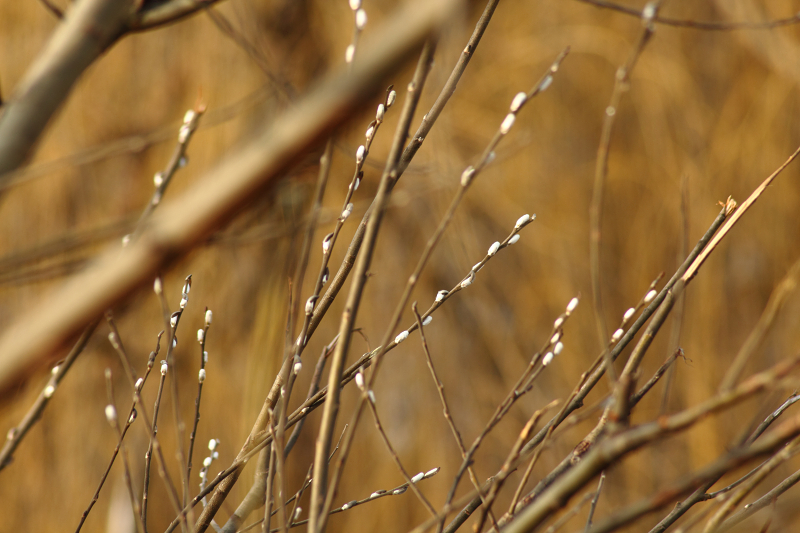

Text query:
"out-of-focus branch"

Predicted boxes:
[[0, 0, 133, 184], [0, 0, 460, 395], [575, 0, 800, 31], [128, 0, 225, 31]]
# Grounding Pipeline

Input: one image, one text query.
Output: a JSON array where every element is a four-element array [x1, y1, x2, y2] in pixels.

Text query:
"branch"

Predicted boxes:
[[0, 0, 133, 185]]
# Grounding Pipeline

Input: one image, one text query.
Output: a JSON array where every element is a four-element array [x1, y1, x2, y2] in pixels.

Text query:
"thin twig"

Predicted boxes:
[[74, 345, 157, 533], [106, 317, 189, 533], [584, 472, 606, 532], [575, 0, 800, 31], [0, 320, 99, 471], [307, 0, 502, 340], [104, 369, 146, 533], [365, 397, 438, 516], [309, 39, 437, 533], [589, 0, 663, 351]]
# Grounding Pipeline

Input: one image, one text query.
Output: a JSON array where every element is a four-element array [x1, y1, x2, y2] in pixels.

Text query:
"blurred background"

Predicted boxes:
[[1, 0, 800, 531]]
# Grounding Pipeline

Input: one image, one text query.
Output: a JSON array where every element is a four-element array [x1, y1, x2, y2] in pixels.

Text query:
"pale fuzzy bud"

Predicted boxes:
[[387, 90, 397, 107], [178, 125, 190, 143], [485, 151, 496, 165], [322, 233, 334, 253], [472, 262, 483, 272], [538, 74, 553, 92], [183, 109, 196, 124], [341, 203, 353, 221], [566, 297, 579, 314], [105, 405, 117, 425], [172, 336, 177, 348], [204, 309, 212, 327], [43, 384, 55, 398], [500, 113, 516, 134], [203, 351, 208, 364], [488, 241, 500, 256], [611, 328, 624, 343], [183, 278, 191, 293], [293, 360, 303, 375], [349, 0, 361, 10], [515, 214, 531, 229], [345, 44, 355, 63], [197, 329, 205, 343], [51, 365, 60, 375], [128, 410, 137, 424], [642, 1, 657, 22], [135, 378, 144, 391], [550, 331, 561, 345], [367, 390, 376, 404], [305, 296, 317, 315], [542, 352, 554, 366], [341, 500, 357, 511], [199, 471, 207, 479], [355, 371, 365, 389], [171, 314, 178, 328], [422, 315, 432, 326], [435, 290, 448, 303], [294, 507, 302, 520], [161, 362, 168, 376], [508, 234, 521, 245], [554, 341, 564, 355], [510, 91, 527, 112], [644, 289, 657, 304], [425, 467, 440, 477], [179, 156, 188, 168], [209, 439, 219, 451], [356, 145, 365, 163], [153, 172, 164, 187], [623, 307, 635, 321], [154, 277, 163, 295], [365, 125, 374, 140], [322, 267, 330, 285], [180, 295, 188, 309], [395, 330, 409, 344], [460, 166, 475, 186], [393, 487, 407, 495], [553, 317, 564, 329], [198, 369, 206, 383], [108, 332, 120, 351], [353, 177, 360, 190], [376, 103, 385, 122], [355, 8, 367, 30], [212, 451, 218, 460], [370, 491, 385, 499], [203, 457, 212, 467], [121, 234, 131, 247], [461, 272, 474, 288], [411, 472, 424, 483]]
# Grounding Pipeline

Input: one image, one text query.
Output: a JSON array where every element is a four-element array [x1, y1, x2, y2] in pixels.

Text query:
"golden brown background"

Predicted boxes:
[[1, 0, 800, 531]]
